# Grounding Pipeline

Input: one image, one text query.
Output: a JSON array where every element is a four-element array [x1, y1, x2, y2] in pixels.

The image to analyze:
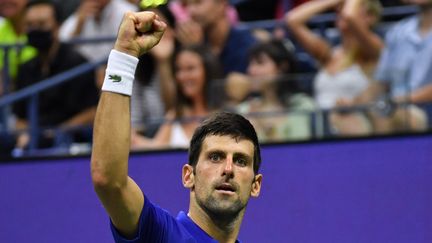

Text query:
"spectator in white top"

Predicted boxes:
[[59, 0, 137, 62]]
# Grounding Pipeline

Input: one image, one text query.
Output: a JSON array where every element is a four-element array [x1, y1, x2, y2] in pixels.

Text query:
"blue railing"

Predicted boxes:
[[0, 35, 113, 153]]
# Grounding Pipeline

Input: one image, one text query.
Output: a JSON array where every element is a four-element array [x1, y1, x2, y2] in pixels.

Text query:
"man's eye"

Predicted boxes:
[[209, 154, 221, 161], [235, 158, 247, 166]]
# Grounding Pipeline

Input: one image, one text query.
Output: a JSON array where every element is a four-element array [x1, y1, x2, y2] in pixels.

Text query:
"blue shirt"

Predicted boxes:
[[110, 196, 241, 243], [374, 15, 432, 97], [219, 27, 256, 75]]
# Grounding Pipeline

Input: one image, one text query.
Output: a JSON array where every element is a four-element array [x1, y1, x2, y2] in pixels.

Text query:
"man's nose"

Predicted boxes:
[[222, 157, 234, 177]]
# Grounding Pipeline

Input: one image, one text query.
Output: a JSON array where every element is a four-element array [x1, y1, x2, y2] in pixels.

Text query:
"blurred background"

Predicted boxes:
[[0, 0, 431, 242]]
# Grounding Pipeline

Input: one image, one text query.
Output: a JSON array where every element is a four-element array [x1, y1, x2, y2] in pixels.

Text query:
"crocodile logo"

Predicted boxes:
[[109, 74, 122, 82]]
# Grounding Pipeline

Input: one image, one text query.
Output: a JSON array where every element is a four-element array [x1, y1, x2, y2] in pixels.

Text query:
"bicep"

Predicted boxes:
[[96, 176, 145, 239], [152, 110, 175, 146]]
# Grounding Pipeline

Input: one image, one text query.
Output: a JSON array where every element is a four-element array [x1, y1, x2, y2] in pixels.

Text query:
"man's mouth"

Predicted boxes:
[[215, 183, 236, 193]]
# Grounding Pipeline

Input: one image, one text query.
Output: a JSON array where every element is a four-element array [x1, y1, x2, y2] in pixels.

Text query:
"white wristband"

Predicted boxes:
[[101, 49, 139, 96]]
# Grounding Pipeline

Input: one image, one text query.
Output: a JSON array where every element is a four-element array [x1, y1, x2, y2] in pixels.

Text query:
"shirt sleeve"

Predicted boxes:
[[110, 196, 177, 243], [59, 14, 78, 41], [374, 24, 398, 85]]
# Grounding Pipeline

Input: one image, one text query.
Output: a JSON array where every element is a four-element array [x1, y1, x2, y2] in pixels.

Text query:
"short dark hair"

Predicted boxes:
[[248, 39, 297, 74], [248, 39, 301, 105], [26, 0, 62, 24], [188, 112, 262, 174]]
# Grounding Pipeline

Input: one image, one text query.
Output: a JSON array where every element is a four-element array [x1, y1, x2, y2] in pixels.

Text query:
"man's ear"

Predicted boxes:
[[182, 164, 195, 189], [250, 174, 263, 198]]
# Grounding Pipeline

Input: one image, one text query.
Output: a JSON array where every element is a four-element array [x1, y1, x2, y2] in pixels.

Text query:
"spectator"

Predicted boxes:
[[286, 0, 383, 136], [178, 0, 256, 75], [356, 0, 432, 133], [131, 45, 224, 149], [59, 0, 137, 62], [233, 40, 316, 142], [0, 0, 36, 92], [168, 0, 239, 24], [13, 0, 99, 149]]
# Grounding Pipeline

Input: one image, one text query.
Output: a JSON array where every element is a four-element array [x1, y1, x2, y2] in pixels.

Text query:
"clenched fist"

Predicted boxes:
[[114, 11, 167, 58]]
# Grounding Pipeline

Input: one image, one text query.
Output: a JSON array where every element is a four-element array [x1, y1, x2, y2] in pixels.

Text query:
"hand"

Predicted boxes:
[[225, 72, 251, 103], [15, 132, 30, 149], [176, 20, 204, 46], [335, 98, 353, 107], [393, 95, 408, 104], [114, 11, 167, 57], [77, 0, 100, 21], [335, 98, 354, 115], [150, 27, 175, 62]]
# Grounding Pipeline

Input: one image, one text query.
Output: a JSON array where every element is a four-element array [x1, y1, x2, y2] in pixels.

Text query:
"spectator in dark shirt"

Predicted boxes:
[[178, 0, 256, 75], [13, 0, 99, 149]]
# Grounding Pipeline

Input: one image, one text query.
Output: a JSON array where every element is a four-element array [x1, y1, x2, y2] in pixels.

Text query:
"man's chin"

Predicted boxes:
[[207, 198, 245, 217]]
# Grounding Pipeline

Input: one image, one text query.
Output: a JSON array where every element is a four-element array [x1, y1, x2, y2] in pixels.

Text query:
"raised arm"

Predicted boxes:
[[339, 0, 383, 60], [59, 0, 99, 39], [91, 11, 166, 238], [285, 0, 342, 64]]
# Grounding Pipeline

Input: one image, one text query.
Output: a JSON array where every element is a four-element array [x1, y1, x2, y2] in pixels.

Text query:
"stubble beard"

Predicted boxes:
[[195, 187, 248, 227]]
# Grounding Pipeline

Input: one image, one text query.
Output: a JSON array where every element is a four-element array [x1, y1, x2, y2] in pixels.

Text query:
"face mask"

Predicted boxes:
[[27, 29, 54, 51]]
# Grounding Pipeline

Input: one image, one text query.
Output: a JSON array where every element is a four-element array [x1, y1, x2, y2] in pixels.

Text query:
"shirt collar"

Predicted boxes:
[[176, 211, 241, 243], [406, 15, 432, 44]]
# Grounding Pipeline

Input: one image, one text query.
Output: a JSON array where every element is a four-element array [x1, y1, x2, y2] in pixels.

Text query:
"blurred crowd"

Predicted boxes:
[[0, 0, 431, 156]]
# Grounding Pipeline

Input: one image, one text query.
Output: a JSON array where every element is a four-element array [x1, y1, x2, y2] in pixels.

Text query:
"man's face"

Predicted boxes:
[[0, 0, 27, 18], [25, 4, 57, 33], [25, 4, 58, 51], [82, 0, 110, 13], [185, 0, 225, 27], [183, 135, 262, 219]]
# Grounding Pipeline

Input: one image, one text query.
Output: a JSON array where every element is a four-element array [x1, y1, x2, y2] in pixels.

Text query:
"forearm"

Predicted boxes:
[[286, 0, 341, 25], [91, 92, 131, 188], [353, 82, 385, 104], [285, 0, 337, 63], [408, 84, 432, 103], [61, 106, 96, 128], [71, 17, 86, 37], [157, 60, 176, 111]]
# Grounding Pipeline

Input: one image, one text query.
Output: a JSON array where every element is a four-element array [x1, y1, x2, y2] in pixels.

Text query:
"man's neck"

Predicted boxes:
[[188, 201, 244, 243], [418, 4, 432, 36], [206, 17, 230, 56]]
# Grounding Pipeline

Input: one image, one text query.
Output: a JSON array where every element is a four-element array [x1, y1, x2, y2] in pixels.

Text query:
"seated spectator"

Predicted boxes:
[[130, 45, 224, 149], [286, 0, 383, 136], [356, 0, 432, 133], [230, 40, 315, 142], [59, 0, 136, 62], [13, 0, 99, 150], [0, 0, 37, 93], [178, 0, 256, 75]]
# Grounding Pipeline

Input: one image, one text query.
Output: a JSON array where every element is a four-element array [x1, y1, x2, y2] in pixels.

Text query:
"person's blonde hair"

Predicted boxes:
[[365, 0, 383, 18]]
